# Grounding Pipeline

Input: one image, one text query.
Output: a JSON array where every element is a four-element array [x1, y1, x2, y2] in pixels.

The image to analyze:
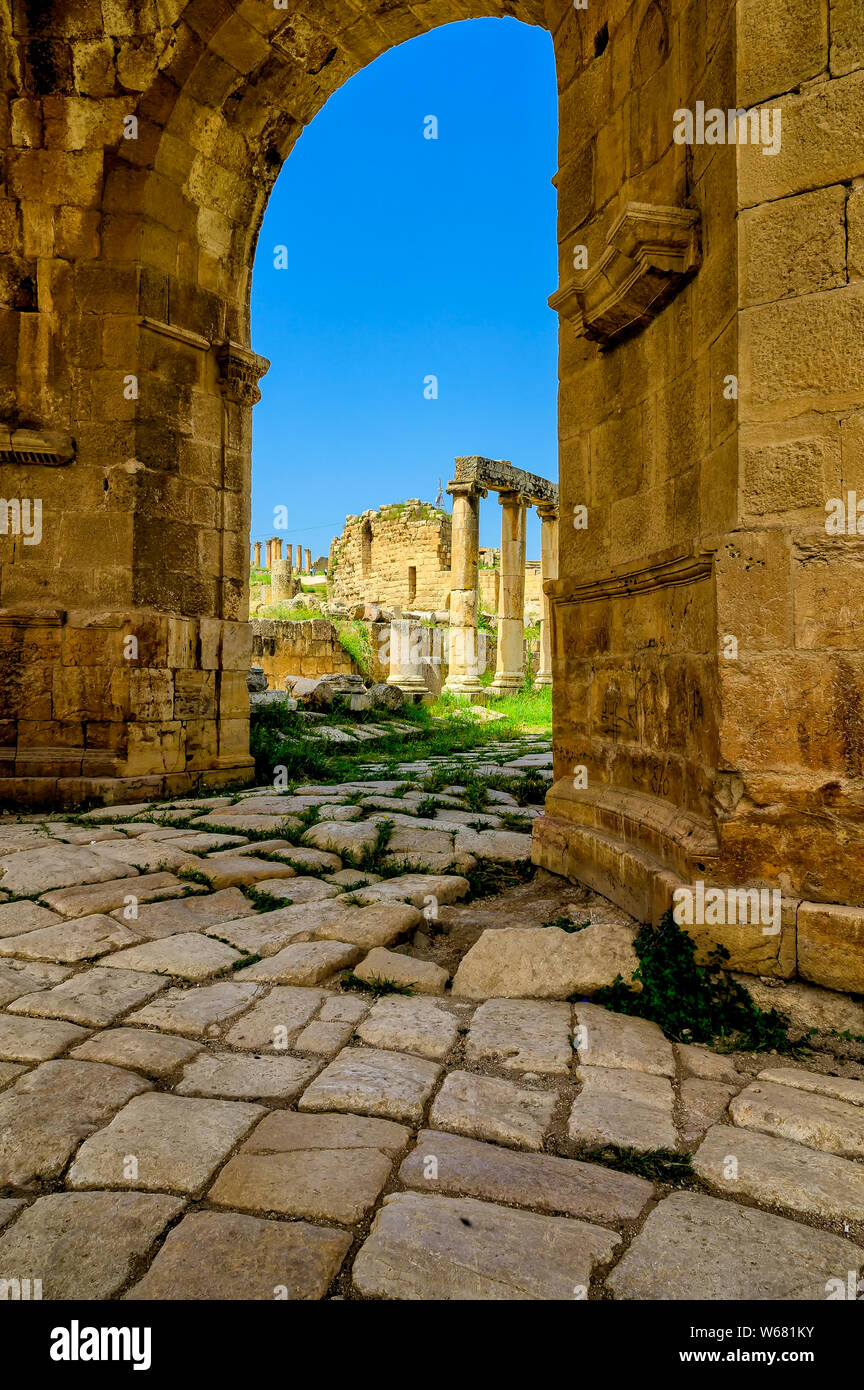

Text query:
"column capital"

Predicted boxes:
[[497, 489, 532, 508], [447, 480, 487, 501], [216, 340, 270, 406], [536, 502, 559, 521]]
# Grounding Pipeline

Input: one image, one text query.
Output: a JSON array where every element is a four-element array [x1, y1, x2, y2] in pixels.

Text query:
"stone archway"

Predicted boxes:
[[3, 1, 864, 991]]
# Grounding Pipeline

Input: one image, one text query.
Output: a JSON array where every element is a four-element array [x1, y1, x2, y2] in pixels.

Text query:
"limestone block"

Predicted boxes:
[[797, 901, 864, 992]]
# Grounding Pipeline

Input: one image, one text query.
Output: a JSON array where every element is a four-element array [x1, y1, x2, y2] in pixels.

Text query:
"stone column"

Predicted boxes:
[[443, 481, 486, 694], [295, 544, 302, 571], [304, 547, 311, 574], [273, 538, 282, 561], [271, 557, 294, 602], [265, 539, 272, 570], [253, 541, 261, 568], [489, 491, 528, 693], [387, 618, 429, 699], [536, 503, 559, 687]]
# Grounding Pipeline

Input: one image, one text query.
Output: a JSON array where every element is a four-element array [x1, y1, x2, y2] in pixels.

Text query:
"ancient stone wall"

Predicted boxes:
[[251, 619, 359, 685], [329, 502, 452, 610]]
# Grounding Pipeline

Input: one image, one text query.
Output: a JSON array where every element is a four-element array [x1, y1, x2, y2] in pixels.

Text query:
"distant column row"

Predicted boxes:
[[252, 540, 312, 574]]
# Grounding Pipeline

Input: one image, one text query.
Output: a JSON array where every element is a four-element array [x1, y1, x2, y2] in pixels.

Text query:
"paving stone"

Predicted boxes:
[[209, 1111, 407, 1223], [0, 1013, 90, 1061], [693, 1123, 864, 1224], [128, 981, 263, 1038], [0, 1061, 28, 1088], [67, 1092, 265, 1196], [39, 872, 200, 920], [679, 1078, 739, 1146], [430, 1070, 557, 1151], [7, 968, 166, 1027], [351, 874, 471, 909], [0, 1197, 25, 1227], [730, 1078, 864, 1158], [606, 1191, 864, 1300], [757, 1066, 864, 1106], [203, 911, 315, 958], [70, 1028, 201, 1078], [175, 1049, 320, 1102], [568, 1067, 678, 1152], [354, 947, 448, 995], [381, 849, 476, 875], [676, 1043, 741, 1082], [573, 1002, 675, 1077], [0, 915, 142, 964], [101, 932, 242, 980], [226, 842, 342, 872], [223, 985, 326, 1050], [91, 843, 201, 875], [400, 1129, 653, 1224], [453, 828, 534, 862], [298, 1046, 441, 1124], [0, 901, 65, 939], [356, 995, 459, 1059], [318, 902, 423, 950], [0, 1192, 185, 1299], [253, 876, 342, 904], [326, 868, 382, 887], [145, 832, 249, 853], [452, 922, 639, 1000], [193, 813, 303, 836], [465, 998, 572, 1075], [124, 1210, 350, 1301], [0, 960, 71, 1007], [193, 855, 299, 890], [318, 994, 368, 1024], [0, 1060, 150, 1187], [109, 887, 255, 940], [84, 803, 153, 822], [236, 941, 361, 985], [293, 1019, 355, 1055], [0, 845, 129, 895], [302, 821, 384, 858], [353, 1192, 620, 1300]]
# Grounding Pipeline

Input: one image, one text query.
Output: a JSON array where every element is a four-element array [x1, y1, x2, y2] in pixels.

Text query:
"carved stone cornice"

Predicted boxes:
[[549, 202, 701, 346], [0, 427, 74, 465], [451, 456, 558, 507], [216, 341, 271, 407], [546, 550, 713, 604]]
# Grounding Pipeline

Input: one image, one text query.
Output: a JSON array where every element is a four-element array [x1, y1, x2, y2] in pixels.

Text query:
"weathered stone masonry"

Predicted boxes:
[[1, 1, 864, 990]]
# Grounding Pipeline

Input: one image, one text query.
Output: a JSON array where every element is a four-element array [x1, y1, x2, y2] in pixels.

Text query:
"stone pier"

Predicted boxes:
[[387, 619, 429, 700], [489, 491, 529, 694]]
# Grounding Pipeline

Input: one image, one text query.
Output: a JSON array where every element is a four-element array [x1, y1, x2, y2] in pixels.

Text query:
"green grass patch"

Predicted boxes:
[[583, 1145, 694, 1184], [340, 972, 414, 998]]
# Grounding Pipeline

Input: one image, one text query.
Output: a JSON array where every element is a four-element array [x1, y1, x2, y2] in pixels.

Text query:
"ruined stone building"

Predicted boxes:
[[328, 503, 452, 611], [1, 0, 863, 994]]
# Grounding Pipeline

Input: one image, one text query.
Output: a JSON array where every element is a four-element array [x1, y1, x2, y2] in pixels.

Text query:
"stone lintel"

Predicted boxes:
[[451, 457, 557, 507], [548, 202, 701, 346], [0, 428, 75, 466]]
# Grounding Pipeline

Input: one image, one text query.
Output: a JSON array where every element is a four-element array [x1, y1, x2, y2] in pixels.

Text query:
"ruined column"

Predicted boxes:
[[253, 541, 261, 568], [265, 539, 272, 570], [271, 556, 294, 602], [387, 618, 429, 699], [304, 547, 311, 574], [536, 503, 558, 687], [489, 491, 528, 693], [444, 481, 486, 695], [273, 537, 282, 561], [295, 544, 302, 571]]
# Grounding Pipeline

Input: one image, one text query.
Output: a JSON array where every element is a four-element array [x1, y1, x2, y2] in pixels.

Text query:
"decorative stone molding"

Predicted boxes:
[[545, 551, 713, 603], [549, 202, 701, 345], [0, 427, 74, 465], [216, 341, 271, 407], [139, 316, 211, 352]]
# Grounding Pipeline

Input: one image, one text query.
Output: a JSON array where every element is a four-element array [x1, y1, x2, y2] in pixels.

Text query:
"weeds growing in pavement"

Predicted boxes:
[[592, 909, 799, 1053], [583, 1145, 694, 1184], [340, 972, 413, 998]]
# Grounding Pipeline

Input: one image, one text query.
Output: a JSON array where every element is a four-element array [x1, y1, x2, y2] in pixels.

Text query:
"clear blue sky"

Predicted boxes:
[[250, 17, 558, 563]]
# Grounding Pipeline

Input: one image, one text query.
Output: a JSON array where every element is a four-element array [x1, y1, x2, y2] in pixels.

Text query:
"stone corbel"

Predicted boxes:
[[0, 426, 74, 465], [549, 202, 701, 346], [216, 341, 271, 407]]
